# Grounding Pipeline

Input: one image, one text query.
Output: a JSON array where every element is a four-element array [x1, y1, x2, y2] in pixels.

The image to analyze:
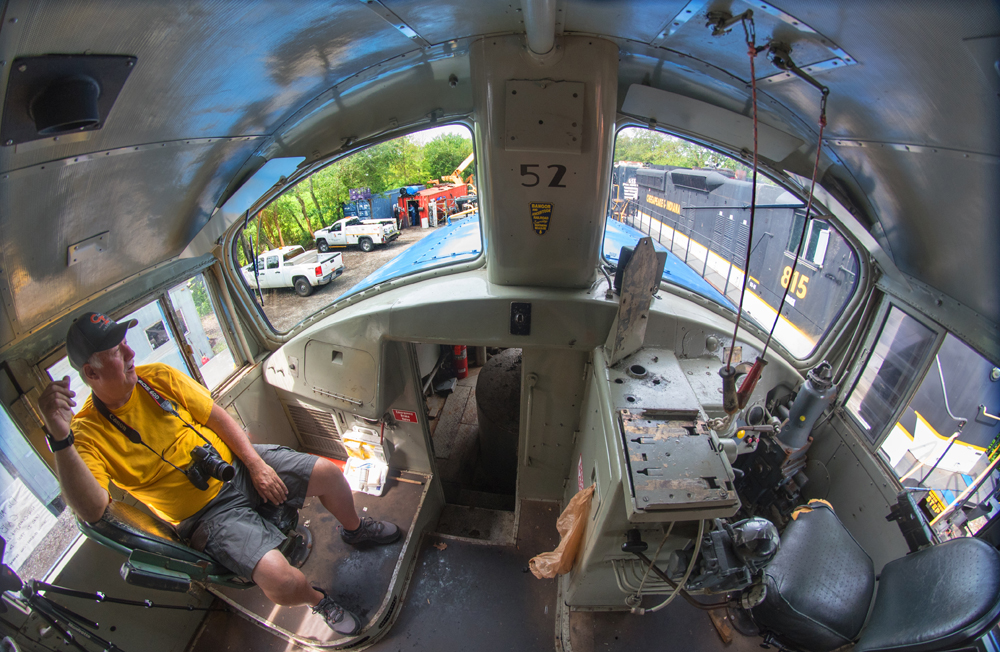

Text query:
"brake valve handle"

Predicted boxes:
[[737, 357, 768, 410], [719, 365, 739, 415]]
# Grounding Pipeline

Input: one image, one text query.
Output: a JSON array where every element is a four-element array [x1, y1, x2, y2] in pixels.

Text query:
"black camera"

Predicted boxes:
[[185, 444, 235, 491]]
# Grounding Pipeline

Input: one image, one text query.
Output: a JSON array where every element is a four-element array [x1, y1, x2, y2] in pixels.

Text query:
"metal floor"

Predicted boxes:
[[186, 496, 760, 651], [188, 478, 423, 649]]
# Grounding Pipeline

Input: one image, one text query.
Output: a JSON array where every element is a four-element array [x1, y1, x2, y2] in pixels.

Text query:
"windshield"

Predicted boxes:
[[608, 127, 860, 358], [233, 124, 480, 332]]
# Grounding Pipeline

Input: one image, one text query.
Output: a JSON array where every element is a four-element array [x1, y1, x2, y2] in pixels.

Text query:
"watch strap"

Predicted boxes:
[[47, 430, 74, 452]]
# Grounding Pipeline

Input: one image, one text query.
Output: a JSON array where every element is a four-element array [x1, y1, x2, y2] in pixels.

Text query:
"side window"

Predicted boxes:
[[846, 306, 937, 440], [266, 256, 279, 270], [233, 124, 481, 333], [46, 273, 238, 393], [0, 403, 68, 580], [167, 274, 237, 390], [847, 309, 1000, 538], [609, 127, 860, 358]]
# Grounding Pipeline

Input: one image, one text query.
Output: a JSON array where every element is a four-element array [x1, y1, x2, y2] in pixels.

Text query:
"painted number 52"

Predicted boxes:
[[520, 164, 567, 188], [780, 266, 809, 299]]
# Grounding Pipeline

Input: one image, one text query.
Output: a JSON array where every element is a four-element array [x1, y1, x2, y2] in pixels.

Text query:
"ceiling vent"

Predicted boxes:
[[1, 54, 136, 146]]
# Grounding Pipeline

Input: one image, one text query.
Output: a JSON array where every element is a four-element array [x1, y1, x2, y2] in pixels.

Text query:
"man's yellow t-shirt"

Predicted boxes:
[[72, 363, 235, 524]]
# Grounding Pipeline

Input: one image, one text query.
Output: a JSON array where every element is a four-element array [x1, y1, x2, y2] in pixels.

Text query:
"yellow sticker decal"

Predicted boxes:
[[531, 202, 553, 235]]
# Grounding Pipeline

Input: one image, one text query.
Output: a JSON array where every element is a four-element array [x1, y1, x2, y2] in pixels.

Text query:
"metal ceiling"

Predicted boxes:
[[0, 0, 997, 354]]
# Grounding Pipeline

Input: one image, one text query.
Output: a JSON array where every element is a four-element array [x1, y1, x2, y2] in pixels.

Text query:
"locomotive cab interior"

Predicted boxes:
[[0, 2, 998, 652]]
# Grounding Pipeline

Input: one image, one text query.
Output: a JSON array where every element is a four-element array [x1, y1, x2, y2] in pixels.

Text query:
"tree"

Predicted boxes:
[[614, 128, 743, 173], [422, 133, 474, 183]]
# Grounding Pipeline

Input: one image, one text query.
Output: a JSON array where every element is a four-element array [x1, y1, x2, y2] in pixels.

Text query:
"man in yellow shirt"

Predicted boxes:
[[38, 312, 398, 636]]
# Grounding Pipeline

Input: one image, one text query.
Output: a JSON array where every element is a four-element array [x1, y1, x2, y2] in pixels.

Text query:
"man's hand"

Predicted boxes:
[[248, 460, 288, 505], [38, 377, 76, 441]]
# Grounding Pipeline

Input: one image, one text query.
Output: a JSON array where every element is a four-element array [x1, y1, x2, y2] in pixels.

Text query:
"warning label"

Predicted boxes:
[[392, 409, 418, 423]]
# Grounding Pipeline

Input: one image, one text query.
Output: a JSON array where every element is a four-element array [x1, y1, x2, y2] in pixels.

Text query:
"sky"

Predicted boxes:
[[408, 124, 472, 144]]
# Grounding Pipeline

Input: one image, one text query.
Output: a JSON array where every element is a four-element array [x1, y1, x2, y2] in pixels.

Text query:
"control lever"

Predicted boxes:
[[737, 357, 767, 410], [719, 365, 739, 415]]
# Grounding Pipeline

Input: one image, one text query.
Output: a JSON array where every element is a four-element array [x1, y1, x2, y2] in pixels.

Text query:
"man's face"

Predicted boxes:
[[86, 338, 137, 401]]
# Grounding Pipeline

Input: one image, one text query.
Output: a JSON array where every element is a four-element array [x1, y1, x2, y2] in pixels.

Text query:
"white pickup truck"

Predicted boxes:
[[314, 217, 399, 253], [241, 246, 344, 296]]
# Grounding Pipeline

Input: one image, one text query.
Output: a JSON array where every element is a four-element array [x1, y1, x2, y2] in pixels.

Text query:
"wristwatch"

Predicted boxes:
[[46, 430, 74, 452]]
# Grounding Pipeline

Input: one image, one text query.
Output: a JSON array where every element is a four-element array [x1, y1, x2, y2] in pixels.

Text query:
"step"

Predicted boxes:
[[434, 503, 516, 545]]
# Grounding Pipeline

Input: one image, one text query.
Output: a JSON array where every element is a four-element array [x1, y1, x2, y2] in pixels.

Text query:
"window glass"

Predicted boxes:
[[609, 127, 860, 358], [167, 274, 237, 391], [846, 306, 937, 440], [234, 125, 481, 332], [0, 403, 75, 580], [864, 331, 1000, 537]]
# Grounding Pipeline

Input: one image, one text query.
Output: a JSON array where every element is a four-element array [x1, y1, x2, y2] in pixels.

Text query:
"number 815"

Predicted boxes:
[[780, 266, 809, 299]]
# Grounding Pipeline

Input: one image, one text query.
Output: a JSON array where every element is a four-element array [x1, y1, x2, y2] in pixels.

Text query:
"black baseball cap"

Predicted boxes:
[[66, 312, 138, 370]]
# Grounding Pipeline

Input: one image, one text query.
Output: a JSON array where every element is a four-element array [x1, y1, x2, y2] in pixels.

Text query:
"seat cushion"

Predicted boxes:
[[79, 501, 224, 569], [854, 537, 1000, 652], [752, 504, 875, 652]]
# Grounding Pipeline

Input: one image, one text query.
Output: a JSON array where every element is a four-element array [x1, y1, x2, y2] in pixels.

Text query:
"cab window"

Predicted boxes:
[[233, 125, 480, 333], [609, 126, 860, 359]]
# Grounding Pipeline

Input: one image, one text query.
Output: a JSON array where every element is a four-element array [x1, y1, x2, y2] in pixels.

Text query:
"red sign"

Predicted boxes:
[[392, 409, 418, 423]]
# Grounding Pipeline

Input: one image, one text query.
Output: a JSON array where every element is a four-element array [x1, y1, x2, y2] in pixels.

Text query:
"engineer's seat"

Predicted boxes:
[[77, 500, 311, 593], [751, 502, 1000, 652]]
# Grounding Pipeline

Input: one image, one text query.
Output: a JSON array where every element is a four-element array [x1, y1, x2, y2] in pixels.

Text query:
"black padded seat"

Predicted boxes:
[[854, 537, 1000, 652], [79, 501, 230, 574], [752, 504, 875, 652]]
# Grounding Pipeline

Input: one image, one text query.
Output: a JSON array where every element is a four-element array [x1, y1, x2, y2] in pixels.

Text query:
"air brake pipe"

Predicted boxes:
[[521, 0, 556, 55]]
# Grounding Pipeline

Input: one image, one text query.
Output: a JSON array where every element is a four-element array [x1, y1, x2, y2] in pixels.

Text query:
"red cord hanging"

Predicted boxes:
[[720, 13, 831, 413]]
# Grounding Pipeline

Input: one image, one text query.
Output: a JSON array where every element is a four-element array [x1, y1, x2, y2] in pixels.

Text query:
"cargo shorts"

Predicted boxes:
[[176, 444, 317, 579]]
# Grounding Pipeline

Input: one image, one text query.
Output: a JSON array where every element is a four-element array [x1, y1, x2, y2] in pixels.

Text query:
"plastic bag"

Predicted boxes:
[[529, 485, 595, 579]]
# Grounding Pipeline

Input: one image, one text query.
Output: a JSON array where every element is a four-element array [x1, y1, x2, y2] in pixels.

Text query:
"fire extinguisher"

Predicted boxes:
[[453, 345, 468, 379]]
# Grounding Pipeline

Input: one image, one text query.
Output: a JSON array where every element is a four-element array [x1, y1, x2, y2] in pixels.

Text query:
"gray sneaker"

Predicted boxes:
[[311, 588, 361, 636], [339, 516, 401, 546]]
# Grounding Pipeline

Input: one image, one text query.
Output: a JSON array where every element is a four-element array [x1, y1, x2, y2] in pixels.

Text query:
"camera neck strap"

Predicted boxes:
[[91, 377, 214, 477]]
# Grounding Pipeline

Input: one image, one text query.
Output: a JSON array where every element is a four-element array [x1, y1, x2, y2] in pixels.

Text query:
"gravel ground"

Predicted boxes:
[[256, 226, 436, 331]]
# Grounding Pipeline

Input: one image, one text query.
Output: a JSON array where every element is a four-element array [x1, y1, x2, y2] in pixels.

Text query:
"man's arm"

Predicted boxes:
[[206, 404, 288, 505], [38, 378, 111, 523]]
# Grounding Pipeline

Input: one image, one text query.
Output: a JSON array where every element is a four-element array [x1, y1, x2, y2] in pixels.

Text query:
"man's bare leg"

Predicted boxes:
[[306, 458, 361, 530], [252, 549, 360, 635], [251, 549, 322, 605]]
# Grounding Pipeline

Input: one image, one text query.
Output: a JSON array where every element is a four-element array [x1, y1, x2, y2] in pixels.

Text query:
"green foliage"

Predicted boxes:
[[236, 128, 482, 258], [614, 128, 743, 172], [189, 276, 212, 319], [421, 133, 475, 182], [239, 131, 477, 256]]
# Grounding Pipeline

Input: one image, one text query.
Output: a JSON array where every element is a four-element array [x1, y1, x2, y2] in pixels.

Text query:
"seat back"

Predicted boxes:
[[751, 503, 875, 652], [854, 536, 1000, 652], [77, 501, 246, 592]]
